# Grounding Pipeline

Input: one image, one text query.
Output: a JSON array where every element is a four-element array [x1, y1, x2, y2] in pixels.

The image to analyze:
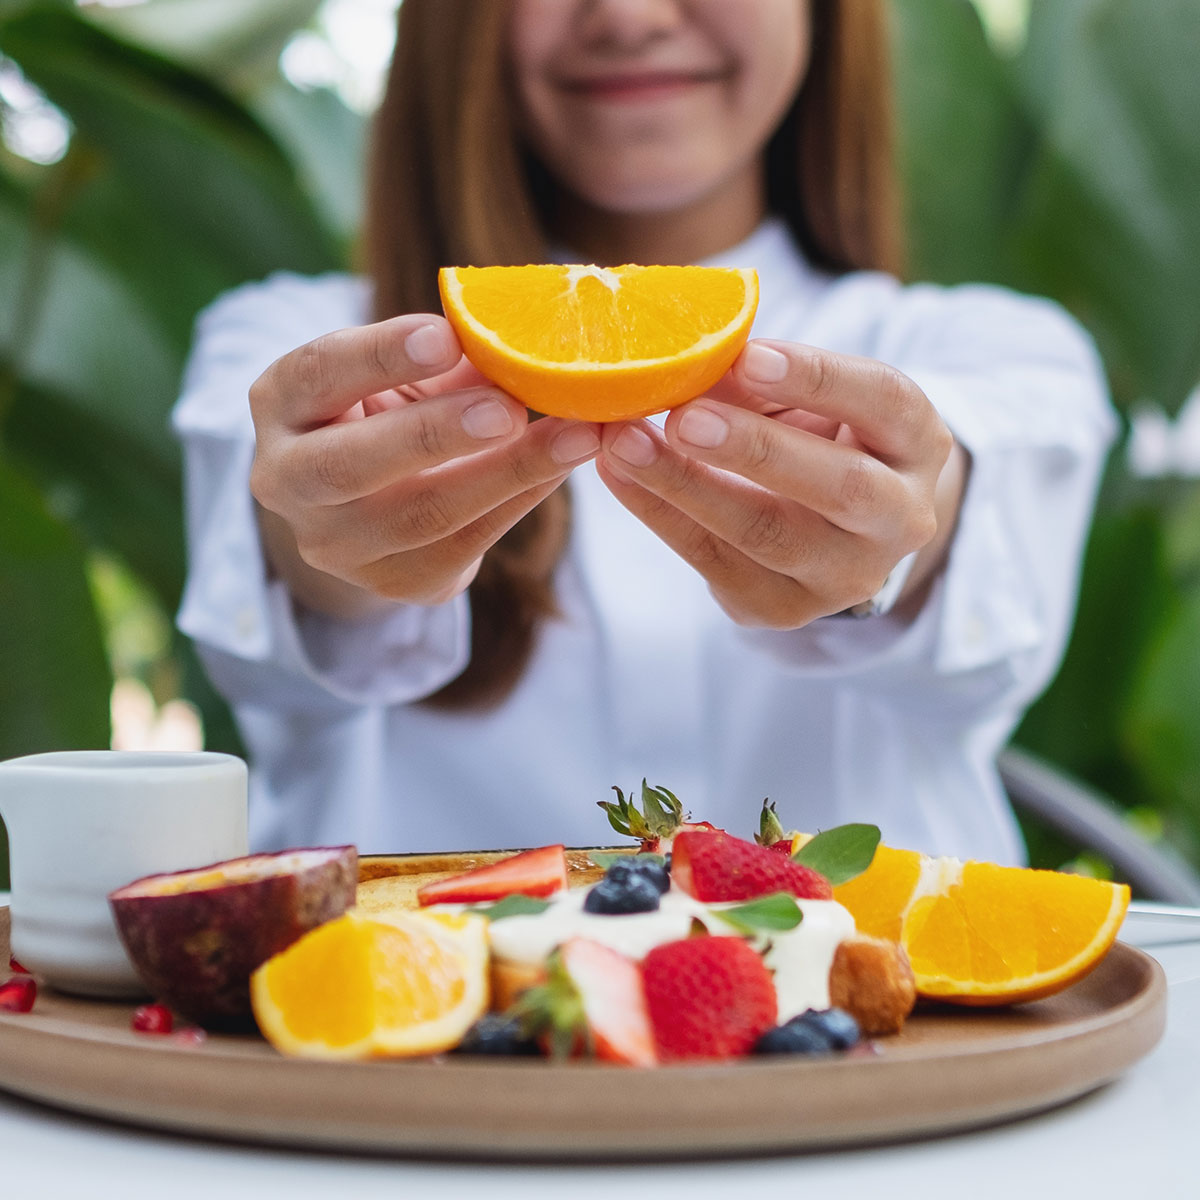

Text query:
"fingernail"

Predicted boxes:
[[743, 342, 789, 383], [610, 425, 658, 467], [677, 405, 728, 448], [462, 398, 514, 440], [551, 424, 601, 465], [405, 322, 454, 367]]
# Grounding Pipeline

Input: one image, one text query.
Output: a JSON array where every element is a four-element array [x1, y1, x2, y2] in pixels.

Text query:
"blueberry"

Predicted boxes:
[[452, 1013, 541, 1056], [584, 874, 662, 914], [798, 1007, 861, 1050], [754, 1019, 835, 1056], [606, 856, 670, 895]]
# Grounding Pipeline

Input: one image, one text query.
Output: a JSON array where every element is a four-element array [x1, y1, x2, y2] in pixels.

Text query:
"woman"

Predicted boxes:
[[173, 0, 1115, 859]]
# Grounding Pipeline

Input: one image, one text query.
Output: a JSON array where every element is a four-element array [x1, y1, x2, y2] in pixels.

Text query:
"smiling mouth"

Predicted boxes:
[[562, 70, 729, 102]]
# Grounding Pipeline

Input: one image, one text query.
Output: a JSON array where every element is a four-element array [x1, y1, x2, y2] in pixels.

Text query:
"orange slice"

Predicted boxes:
[[439, 263, 759, 421], [832, 845, 1130, 1005], [250, 910, 488, 1058]]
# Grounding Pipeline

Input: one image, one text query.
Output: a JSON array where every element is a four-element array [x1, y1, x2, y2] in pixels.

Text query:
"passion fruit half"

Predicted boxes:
[[109, 846, 357, 1028]]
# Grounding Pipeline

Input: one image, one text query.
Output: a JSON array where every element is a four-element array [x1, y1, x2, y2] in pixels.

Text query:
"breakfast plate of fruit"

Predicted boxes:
[[0, 785, 1167, 1159]]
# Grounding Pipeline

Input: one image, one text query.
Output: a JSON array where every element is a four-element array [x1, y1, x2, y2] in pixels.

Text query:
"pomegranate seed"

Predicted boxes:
[[171, 1026, 207, 1047], [8, 955, 29, 974], [0, 976, 36, 1013], [131, 1003, 174, 1034]]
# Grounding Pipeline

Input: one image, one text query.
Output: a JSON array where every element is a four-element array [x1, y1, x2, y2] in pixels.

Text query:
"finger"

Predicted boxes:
[[361, 357, 493, 416], [663, 400, 919, 539], [356, 478, 568, 606], [600, 419, 905, 572], [296, 418, 599, 564], [595, 458, 843, 628], [727, 340, 934, 462], [250, 314, 462, 430], [280, 385, 529, 506]]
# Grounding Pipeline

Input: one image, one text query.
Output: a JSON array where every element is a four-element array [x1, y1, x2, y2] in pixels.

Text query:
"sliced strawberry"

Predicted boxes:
[[558, 938, 657, 1067], [671, 830, 832, 902], [416, 844, 567, 906], [642, 936, 776, 1061]]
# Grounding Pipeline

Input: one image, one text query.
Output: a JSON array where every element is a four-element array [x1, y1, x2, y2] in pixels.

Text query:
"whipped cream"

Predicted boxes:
[[483, 885, 856, 1021]]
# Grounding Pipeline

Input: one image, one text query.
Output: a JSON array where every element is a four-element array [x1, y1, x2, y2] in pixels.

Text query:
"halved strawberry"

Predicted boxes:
[[416, 844, 567, 906], [509, 938, 658, 1066], [671, 830, 832, 902], [642, 935, 776, 1061], [559, 938, 657, 1066], [598, 781, 722, 854]]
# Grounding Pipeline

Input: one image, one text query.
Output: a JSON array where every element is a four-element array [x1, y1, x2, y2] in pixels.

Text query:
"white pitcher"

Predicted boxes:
[[0, 750, 248, 997]]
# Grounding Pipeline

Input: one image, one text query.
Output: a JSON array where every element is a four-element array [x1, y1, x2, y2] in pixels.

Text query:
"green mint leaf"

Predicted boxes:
[[469, 894, 552, 920], [587, 851, 665, 870], [792, 823, 881, 885], [711, 892, 804, 935]]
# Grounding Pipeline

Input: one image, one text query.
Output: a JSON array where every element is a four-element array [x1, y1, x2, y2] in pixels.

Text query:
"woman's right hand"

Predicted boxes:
[[248, 313, 601, 619]]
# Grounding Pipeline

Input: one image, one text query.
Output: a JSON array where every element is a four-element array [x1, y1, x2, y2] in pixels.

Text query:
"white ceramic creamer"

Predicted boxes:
[[0, 750, 248, 997]]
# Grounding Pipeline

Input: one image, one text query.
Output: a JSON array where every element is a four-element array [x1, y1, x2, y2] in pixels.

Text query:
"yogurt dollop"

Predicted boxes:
[[485, 885, 856, 1021]]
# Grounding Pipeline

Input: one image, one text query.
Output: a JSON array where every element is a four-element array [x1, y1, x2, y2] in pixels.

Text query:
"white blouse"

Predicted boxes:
[[172, 219, 1117, 863]]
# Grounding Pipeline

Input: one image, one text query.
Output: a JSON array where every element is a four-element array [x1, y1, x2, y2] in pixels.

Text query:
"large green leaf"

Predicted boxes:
[[0, 461, 112, 757], [0, 156, 184, 471], [4, 373, 184, 605], [0, 7, 342, 281], [86, 0, 324, 91], [253, 79, 366, 248], [890, 0, 1033, 284], [1011, 0, 1200, 412], [1122, 482, 1200, 856], [1016, 479, 1182, 791]]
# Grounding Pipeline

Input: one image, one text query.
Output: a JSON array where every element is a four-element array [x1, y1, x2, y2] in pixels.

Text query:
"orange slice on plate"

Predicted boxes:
[[833, 845, 1130, 1005], [439, 263, 759, 421], [250, 910, 488, 1059]]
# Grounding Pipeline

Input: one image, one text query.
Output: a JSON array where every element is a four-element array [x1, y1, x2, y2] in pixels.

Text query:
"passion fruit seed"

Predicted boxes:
[[0, 975, 37, 1013]]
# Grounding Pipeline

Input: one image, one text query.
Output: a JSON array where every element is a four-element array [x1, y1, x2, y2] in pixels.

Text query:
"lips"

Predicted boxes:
[[561, 69, 728, 102]]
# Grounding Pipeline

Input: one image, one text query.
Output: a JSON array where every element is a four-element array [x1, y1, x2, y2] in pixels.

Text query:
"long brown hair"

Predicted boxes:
[[364, 0, 903, 709]]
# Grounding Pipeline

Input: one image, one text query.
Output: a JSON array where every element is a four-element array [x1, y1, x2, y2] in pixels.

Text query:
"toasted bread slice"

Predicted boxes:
[[829, 934, 917, 1036]]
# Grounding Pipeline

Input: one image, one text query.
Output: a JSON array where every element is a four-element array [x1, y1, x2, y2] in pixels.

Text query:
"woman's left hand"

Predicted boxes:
[[595, 339, 966, 627]]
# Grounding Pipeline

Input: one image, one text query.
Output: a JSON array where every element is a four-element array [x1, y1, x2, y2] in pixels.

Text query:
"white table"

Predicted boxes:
[[2, 899, 1197, 1199]]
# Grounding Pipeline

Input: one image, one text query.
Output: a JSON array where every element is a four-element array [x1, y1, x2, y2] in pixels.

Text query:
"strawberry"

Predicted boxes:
[[416, 844, 567, 906], [671, 830, 832, 902], [511, 938, 657, 1067], [642, 936, 776, 1060], [598, 780, 721, 854]]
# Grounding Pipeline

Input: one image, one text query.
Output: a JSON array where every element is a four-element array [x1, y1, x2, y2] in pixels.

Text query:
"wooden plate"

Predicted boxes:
[[0, 859, 1168, 1161]]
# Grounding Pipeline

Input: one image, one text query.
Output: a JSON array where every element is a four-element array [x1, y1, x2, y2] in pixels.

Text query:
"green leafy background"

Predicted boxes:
[[1, 0, 1198, 889]]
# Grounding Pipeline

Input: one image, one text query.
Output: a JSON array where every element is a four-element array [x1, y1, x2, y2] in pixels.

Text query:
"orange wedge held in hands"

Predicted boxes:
[[438, 263, 759, 422], [250, 910, 488, 1059], [832, 845, 1130, 1006]]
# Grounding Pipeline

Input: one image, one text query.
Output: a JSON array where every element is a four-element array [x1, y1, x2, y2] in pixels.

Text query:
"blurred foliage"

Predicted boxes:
[[1, 0, 1199, 891]]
